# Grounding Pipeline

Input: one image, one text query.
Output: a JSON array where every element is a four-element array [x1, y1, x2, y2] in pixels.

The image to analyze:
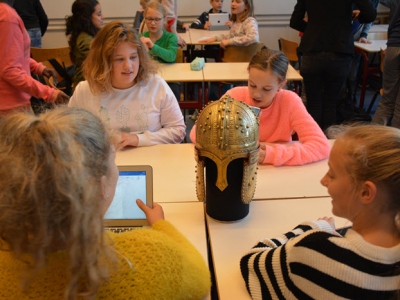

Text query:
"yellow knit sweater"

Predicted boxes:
[[0, 220, 211, 299]]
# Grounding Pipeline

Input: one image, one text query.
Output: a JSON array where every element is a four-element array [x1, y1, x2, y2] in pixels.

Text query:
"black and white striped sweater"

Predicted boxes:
[[240, 220, 400, 300]]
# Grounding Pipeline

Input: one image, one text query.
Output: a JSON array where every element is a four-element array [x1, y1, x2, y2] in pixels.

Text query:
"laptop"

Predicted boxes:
[[104, 165, 153, 232], [209, 13, 230, 31]]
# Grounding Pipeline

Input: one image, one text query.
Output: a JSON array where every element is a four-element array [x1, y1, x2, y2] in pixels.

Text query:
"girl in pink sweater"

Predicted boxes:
[[190, 49, 330, 166]]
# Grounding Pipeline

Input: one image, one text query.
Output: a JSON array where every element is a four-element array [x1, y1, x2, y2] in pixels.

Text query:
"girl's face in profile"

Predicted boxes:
[[91, 3, 104, 30], [247, 67, 286, 109], [320, 139, 361, 221], [111, 42, 140, 89]]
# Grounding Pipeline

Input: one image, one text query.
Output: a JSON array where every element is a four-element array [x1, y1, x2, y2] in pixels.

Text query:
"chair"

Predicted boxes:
[[175, 47, 184, 63], [220, 42, 265, 63], [367, 48, 386, 113], [31, 47, 74, 95], [30, 46, 72, 66], [278, 37, 299, 67], [214, 42, 265, 98], [279, 37, 301, 95]]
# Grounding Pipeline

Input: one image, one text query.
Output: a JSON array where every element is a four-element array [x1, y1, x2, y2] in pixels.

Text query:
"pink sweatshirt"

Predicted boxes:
[[190, 87, 330, 166], [0, 3, 57, 111]]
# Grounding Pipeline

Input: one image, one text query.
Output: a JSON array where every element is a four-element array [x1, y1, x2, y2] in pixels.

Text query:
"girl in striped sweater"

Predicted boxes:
[[240, 125, 400, 299]]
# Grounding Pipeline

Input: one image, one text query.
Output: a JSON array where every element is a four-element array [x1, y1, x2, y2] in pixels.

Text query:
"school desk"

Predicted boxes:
[[206, 197, 349, 300]]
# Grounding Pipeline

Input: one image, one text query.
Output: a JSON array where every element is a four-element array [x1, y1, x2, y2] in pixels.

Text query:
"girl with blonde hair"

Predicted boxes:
[[0, 107, 210, 299], [69, 21, 186, 148], [240, 125, 400, 299]]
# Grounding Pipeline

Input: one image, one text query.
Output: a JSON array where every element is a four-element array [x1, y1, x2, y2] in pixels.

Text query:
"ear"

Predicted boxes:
[[279, 79, 287, 90], [359, 180, 377, 205], [100, 175, 108, 200]]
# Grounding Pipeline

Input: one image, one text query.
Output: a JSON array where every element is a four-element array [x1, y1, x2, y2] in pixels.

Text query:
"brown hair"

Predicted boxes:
[[248, 48, 288, 84], [0, 107, 117, 299], [230, 0, 255, 23], [83, 21, 158, 95]]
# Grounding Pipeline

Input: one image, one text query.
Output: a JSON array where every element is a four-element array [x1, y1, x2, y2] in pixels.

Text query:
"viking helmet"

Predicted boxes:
[[195, 95, 260, 204]]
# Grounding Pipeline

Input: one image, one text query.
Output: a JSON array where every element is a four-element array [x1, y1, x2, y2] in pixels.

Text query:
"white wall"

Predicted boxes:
[[40, 0, 389, 50]]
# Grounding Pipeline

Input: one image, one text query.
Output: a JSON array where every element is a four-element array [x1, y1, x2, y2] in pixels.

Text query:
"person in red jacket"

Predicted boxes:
[[0, 0, 69, 115]]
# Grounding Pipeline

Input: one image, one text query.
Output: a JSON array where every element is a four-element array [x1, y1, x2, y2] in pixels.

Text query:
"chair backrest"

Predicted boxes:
[[221, 42, 265, 62], [175, 47, 184, 63], [367, 32, 388, 40], [279, 37, 299, 62], [30, 46, 73, 66]]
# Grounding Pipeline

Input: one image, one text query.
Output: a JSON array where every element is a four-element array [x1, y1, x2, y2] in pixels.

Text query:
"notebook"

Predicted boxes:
[[209, 13, 230, 31], [104, 165, 153, 232]]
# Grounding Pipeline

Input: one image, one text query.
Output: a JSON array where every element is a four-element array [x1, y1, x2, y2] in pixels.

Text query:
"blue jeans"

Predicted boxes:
[[27, 28, 42, 48], [372, 46, 400, 128], [301, 52, 352, 130]]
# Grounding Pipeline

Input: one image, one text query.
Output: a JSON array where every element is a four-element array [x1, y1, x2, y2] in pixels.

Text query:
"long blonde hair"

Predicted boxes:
[[0, 107, 117, 299], [83, 21, 158, 95]]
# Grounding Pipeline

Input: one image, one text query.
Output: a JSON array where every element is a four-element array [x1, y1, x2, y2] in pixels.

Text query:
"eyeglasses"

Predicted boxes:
[[145, 17, 163, 23]]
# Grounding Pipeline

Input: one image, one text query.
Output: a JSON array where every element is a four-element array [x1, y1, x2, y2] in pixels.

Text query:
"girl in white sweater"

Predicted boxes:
[[69, 21, 185, 148]]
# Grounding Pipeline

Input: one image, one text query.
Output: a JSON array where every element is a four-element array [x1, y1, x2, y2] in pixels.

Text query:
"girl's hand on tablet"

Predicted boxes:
[[137, 199, 165, 226]]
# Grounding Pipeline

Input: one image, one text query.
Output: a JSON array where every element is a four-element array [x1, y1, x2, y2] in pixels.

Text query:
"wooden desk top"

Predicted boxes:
[[354, 39, 387, 52], [116, 140, 332, 202], [158, 63, 204, 82], [203, 62, 249, 81], [207, 198, 349, 300], [189, 28, 229, 45], [157, 62, 302, 83], [203, 62, 303, 82]]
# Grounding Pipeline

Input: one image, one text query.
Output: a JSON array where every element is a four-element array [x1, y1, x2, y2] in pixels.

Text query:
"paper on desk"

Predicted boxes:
[[197, 37, 211, 42]]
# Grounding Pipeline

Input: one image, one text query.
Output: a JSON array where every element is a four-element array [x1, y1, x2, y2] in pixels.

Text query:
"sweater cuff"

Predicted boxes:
[[310, 220, 335, 234], [39, 64, 47, 75], [49, 89, 58, 103]]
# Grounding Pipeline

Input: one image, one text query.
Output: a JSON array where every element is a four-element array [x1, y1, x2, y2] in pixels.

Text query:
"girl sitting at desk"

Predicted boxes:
[[240, 125, 400, 299], [199, 0, 259, 49], [65, 0, 105, 89], [190, 49, 330, 166], [69, 21, 185, 148], [139, 1, 180, 100], [0, 106, 211, 299]]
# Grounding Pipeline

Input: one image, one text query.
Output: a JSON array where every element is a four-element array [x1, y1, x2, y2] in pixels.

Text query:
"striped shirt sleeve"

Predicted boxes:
[[240, 221, 400, 300]]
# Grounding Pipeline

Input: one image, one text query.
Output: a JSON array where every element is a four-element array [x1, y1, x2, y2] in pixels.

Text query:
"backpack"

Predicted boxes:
[[48, 58, 75, 96]]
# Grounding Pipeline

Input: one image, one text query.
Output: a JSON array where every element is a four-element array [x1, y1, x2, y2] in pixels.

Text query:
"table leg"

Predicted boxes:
[[354, 47, 369, 109]]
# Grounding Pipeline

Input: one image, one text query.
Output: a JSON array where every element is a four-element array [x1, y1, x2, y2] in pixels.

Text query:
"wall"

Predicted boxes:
[[40, 0, 389, 51]]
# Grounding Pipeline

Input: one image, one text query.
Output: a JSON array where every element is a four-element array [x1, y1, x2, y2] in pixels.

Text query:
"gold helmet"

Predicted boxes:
[[195, 95, 260, 204]]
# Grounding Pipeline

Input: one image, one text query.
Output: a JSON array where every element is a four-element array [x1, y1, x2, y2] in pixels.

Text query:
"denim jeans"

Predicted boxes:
[[301, 52, 352, 130], [27, 28, 42, 48], [371, 46, 400, 128]]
